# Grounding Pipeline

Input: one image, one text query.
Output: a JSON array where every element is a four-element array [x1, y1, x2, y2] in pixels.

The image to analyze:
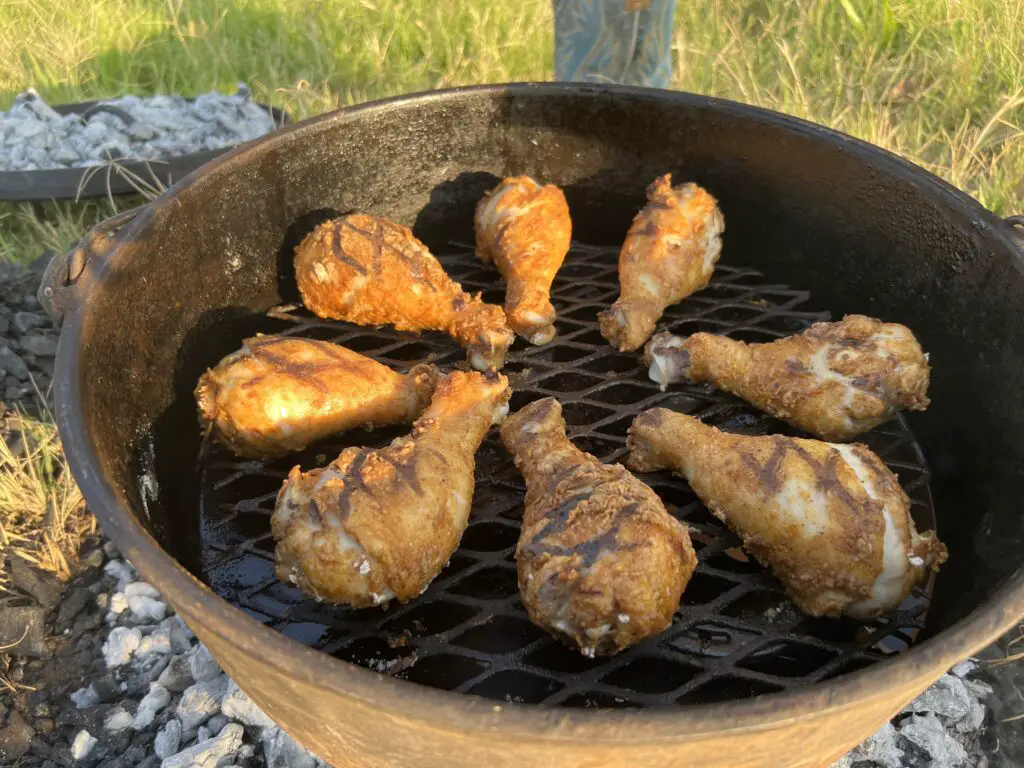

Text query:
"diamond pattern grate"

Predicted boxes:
[[197, 242, 938, 708]]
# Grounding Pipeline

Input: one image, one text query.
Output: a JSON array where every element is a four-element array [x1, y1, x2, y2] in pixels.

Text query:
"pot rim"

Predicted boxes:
[[54, 82, 1024, 745]]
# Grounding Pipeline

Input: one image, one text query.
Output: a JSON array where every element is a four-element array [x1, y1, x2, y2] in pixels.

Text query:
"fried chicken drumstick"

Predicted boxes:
[[295, 213, 514, 370], [501, 398, 696, 657], [645, 315, 930, 441], [196, 335, 438, 459], [474, 176, 572, 345], [627, 409, 947, 619], [272, 371, 510, 608], [598, 174, 724, 352]]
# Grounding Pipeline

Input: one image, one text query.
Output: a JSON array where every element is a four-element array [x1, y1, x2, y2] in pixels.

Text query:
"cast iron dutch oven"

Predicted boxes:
[[41, 84, 1024, 767]]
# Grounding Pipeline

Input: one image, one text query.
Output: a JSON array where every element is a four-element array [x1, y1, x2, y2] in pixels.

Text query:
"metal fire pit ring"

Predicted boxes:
[[48, 84, 1024, 768]]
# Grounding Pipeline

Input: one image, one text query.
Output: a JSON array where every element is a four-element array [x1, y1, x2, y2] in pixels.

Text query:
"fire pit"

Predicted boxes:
[[42, 84, 1024, 767]]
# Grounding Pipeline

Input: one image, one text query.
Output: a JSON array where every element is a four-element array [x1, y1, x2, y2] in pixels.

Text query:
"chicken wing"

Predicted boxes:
[[196, 335, 438, 459], [295, 214, 514, 370], [645, 315, 930, 441], [272, 371, 510, 608], [501, 397, 696, 657], [627, 409, 947, 619], [598, 174, 724, 352], [474, 176, 572, 345]]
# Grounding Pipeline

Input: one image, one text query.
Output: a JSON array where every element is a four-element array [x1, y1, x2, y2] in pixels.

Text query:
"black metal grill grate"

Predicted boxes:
[[197, 242, 937, 708]]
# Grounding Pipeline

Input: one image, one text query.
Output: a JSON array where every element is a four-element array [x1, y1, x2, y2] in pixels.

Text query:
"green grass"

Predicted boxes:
[[0, 0, 1021, 263]]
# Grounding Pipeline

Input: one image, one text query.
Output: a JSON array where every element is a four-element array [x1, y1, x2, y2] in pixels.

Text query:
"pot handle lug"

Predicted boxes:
[[38, 205, 143, 329], [1007, 215, 1024, 257], [1006, 215, 1024, 254]]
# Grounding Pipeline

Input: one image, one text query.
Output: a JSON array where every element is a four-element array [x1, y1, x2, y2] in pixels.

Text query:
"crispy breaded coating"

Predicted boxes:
[[645, 315, 930, 440], [295, 213, 514, 370], [501, 397, 696, 656], [599, 174, 724, 351], [272, 371, 511, 608], [474, 176, 572, 345], [627, 409, 947, 619], [196, 335, 437, 458]]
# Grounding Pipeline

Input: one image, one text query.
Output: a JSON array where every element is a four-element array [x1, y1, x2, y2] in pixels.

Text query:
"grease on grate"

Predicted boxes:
[[197, 242, 937, 708]]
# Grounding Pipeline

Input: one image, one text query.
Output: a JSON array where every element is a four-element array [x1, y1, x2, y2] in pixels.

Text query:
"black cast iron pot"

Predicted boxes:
[[42, 84, 1024, 768]]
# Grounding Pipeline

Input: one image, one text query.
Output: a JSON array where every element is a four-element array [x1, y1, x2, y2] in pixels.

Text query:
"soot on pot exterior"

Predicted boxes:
[[47, 84, 1024, 768]]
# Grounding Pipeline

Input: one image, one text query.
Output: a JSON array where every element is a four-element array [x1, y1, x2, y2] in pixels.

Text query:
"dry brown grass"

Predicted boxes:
[[0, 397, 94, 589]]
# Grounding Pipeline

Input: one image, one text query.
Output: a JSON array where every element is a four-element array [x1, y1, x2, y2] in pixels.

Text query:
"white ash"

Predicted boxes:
[[176, 675, 230, 731], [237, 743, 258, 762], [221, 680, 276, 729], [0, 85, 277, 171], [160, 722, 244, 768], [951, 659, 979, 679], [188, 643, 222, 682], [136, 625, 172, 658], [154, 718, 183, 760], [207, 713, 230, 734], [850, 722, 904, 768], [130, 649, 172, 689], [108, 591, 129, 615], [102, 625, 142, 667], [124, 580, 161, 599], [70, 728, 98, 760], [261, 724, 324, 768], [157, 653, 195, 693], [831, 663, 992, 767], [128, 593, 168, 622], [900, 713, 971, 765], [905, 674, 991, 734], [103, 706, 134, 732], [162, 614, 195, 652], [132, 682, 172, 730], [104, 559, 137, 590], [70, 683, 100, 709]]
